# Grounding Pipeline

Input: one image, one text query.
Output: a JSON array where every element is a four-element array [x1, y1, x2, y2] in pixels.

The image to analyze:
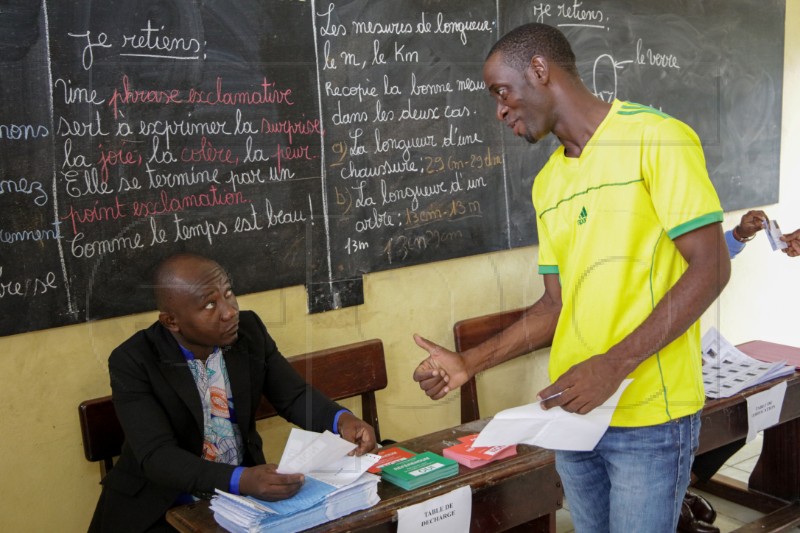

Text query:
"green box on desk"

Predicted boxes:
[[380, 451, 459, 490]]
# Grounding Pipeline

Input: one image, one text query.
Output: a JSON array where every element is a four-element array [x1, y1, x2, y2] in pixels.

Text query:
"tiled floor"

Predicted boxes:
[[555, 434, 776, 533]]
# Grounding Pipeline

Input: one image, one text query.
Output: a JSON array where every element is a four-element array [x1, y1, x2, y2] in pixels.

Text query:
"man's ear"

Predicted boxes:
[[159, 311, 179, 332], [526, 55, 549, 85]]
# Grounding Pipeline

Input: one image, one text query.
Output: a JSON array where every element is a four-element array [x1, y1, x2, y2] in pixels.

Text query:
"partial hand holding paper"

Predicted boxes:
[[277, 428, 380, 486], [473, 379, 632, 451]]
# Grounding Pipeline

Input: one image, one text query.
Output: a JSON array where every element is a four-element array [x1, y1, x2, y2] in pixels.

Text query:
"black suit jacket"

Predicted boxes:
[[89, 311, 343, 533]]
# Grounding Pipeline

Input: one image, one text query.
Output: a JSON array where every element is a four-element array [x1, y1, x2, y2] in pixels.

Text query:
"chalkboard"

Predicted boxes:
[[0, 0, 785, 336], [499, 0, 785, 246]]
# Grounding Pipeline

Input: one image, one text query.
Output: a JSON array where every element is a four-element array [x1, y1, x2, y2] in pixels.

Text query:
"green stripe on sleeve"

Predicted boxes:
[[619, 102, 670, 118], [538, 265, 559, 275], [667, 211, 724, 240]]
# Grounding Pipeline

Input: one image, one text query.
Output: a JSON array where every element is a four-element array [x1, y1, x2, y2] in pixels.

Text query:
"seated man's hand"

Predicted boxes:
[[239, 464, 304, 501], [412, 334, 469, 400], [337, 411, 377, 455]]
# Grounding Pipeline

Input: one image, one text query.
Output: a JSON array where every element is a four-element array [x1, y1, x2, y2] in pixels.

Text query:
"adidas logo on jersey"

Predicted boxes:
[[577, 206, 588, 225]]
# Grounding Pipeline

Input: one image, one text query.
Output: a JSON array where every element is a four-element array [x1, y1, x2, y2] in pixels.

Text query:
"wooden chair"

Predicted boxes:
[[452, 307, 526, 424], [78, 395, 124, 477], [453, 307, 556, 533], [79, 339, 388, 479]]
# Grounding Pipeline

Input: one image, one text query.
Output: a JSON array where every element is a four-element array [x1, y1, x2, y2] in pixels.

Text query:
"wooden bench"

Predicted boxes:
[[452, 306, 800, 532], [79, 339, 388, 478]]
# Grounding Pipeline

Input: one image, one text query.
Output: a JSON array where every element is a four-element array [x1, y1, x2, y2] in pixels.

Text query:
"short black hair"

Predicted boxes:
[[487, 23, 578, 77], [152, 253, 218, 311]]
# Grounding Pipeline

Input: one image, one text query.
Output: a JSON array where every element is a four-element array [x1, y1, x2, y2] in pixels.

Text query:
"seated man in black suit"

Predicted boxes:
[[90, 253, 376, 532]]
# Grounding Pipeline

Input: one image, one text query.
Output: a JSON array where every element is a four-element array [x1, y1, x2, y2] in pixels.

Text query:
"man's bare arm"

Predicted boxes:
[[413, 274, 562, 400]]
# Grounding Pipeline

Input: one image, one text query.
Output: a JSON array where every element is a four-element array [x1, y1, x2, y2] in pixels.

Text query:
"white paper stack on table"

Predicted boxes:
[[701, 327, 795, 399], [211, 429, 381, 533]]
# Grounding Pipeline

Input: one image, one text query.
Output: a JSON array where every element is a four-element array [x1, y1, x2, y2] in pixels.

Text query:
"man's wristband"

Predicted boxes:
[[230, 466, 245, 495], [733, 225, 754, 242]]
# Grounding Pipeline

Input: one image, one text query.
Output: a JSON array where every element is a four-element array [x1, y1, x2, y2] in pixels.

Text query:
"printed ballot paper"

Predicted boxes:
[[473, 380, 632, 451], [702, 328, 795, 399]]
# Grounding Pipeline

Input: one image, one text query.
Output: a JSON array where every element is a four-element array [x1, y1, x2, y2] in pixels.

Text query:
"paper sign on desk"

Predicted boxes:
[[473, 380, 632, 451], [396, 485, 471, 533], [746, 380, 787, 442]]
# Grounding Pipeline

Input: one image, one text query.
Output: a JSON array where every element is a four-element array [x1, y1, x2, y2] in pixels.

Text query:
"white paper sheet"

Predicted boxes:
[[473, 379, 632, 451], [277, 428, 380, 486], [311, 453, 382, 487], [277, 428, 357, 474]]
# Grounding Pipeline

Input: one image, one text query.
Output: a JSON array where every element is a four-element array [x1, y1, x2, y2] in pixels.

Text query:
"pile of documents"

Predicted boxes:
[[737, 340, 800, 369], [210, 429, 381, 533], [380, 451, 458, 490], [702, 327, 795, 399], [212, 474, 379, 533], [443, 434, 517, 468]]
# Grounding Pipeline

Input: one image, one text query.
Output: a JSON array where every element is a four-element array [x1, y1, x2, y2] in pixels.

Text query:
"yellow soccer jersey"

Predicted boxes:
[[533, 99, 723, 427]]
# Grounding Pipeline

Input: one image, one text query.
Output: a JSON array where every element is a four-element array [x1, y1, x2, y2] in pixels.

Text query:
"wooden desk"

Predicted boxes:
[[696, 371, 800, 532], [168, 372, 800, 533], [167, 419, 562, 533]]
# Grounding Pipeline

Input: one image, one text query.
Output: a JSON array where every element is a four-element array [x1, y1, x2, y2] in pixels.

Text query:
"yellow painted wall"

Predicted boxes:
[[1, 5, 797, 531]]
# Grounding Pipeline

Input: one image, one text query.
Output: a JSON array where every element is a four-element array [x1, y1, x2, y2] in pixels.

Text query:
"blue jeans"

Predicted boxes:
[[556, 412, 700, 533]]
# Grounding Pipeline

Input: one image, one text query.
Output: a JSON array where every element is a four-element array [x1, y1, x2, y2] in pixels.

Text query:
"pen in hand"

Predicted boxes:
[[537, 390, 565, 407]]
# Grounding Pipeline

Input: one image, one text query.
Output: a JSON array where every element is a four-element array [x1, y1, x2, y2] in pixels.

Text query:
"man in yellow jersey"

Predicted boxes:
[[412, 23, 731, 533]]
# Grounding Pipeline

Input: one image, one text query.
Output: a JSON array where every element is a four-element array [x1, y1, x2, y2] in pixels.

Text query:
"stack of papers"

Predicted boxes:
[[367, 446, 417, 474], [380, 451, 458, 490], [443, 434, 517, 468], [212, 474, 379, 533], [210, 429, 381, 532], [738, 340, 800, 369], [702, 328, 795, 399]]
